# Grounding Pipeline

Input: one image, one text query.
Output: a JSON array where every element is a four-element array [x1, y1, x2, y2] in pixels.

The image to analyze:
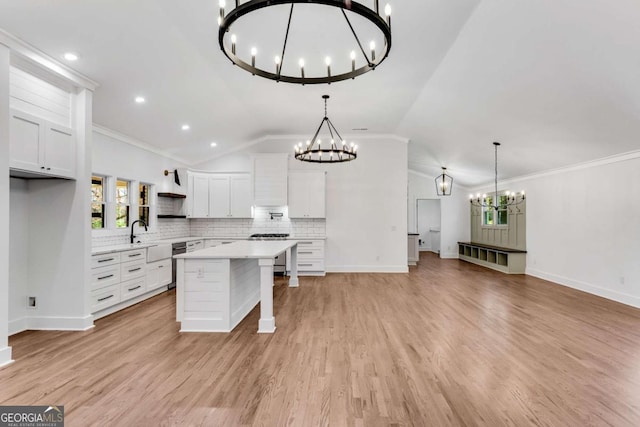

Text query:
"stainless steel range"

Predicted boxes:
[[249, 233, 289, 274]]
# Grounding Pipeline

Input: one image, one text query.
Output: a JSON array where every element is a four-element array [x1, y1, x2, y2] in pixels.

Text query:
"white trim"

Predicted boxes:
[[92, 124, 191, 165], [526, 268, 640, 310], [439, 253, 459, 259], [0, 28, 99, 90], [27, 315, 94, 331], [8, 317, 28, 336], [326, 265, 409, 273], [470, 148, 640, 191], [0, 347, 13, 368]]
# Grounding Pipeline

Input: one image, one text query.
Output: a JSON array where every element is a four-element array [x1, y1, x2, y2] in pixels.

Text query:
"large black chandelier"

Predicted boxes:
[[294, 95, 357, 163], [217, 0, 393, 85], [470, 142, 525, 210]]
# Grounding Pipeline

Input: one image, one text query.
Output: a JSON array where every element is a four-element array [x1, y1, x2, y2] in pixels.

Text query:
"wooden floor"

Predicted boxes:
[[3, 253, 640, 426]]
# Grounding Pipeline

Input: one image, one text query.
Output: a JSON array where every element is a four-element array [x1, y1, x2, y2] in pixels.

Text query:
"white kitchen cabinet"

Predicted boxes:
[[188, 172, 253, 218], [9, 109, 76, 179], [286, 239, 326, 276], [189, 172, 210, 218], [147, 259, 171, 291], [254, 154, 288, 206], [209, 174, 253, 218], [288, 171, 326, 218]]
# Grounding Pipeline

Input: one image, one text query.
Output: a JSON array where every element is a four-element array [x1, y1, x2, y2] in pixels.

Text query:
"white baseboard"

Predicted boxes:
[[439, 253, 459, 259], [326, 265, 409, 273], [28, 314, 94, 331], [8, 317, 28, 336], [526, 268, 640, 309], [0, 347, 13, 368]]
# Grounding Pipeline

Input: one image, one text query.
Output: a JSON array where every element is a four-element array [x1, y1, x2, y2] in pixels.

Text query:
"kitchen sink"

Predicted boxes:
[[147, 244, 172, 262]]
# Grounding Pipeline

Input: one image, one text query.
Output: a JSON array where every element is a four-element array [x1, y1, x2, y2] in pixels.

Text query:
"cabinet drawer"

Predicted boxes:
[[120, 248, 146, 262], [296, 260, 325, 271], [121, 259, 146, 282], [147, 259, 172, 291], [295, 247, 324, 259], [121, 277, 147, 300], [91, 264, 121, 291], [91, 252, 121, 269], [294, 240, 324, 250], [91, 284, 121, 312]]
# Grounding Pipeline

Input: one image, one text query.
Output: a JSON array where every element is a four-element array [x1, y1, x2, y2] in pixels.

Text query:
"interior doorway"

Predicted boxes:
[[416, 199, 441, 254]]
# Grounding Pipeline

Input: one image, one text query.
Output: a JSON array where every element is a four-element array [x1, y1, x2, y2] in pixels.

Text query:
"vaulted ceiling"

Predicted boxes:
[[1, 0, 638, 186]]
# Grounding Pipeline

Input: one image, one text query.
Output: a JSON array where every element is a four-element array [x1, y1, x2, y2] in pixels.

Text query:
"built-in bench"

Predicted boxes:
[[458, 242, 526, 274]]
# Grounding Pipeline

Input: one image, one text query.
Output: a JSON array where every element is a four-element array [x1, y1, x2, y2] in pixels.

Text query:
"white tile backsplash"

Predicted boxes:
[[91, 207, 325, 247]]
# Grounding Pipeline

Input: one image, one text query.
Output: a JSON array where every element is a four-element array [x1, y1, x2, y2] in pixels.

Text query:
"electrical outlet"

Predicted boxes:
[[27, 296, 36, 309]]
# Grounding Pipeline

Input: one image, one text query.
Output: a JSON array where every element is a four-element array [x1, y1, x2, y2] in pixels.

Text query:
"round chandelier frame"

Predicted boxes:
[[218, 0, 393, 85]]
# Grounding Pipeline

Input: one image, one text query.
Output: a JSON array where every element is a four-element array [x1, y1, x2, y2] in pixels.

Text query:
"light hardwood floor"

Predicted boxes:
[[3, 252, 640, 426]]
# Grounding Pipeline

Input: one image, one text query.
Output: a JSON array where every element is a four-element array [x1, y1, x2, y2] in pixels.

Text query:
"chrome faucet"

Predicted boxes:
[[130, 219, 148, 244]]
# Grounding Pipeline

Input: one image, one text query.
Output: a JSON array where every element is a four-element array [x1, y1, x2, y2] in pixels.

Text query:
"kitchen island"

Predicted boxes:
[[174, 240, 299, 333]]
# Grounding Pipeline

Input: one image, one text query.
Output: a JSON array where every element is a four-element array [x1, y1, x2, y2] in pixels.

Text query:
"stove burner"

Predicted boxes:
[[249, 233, 290, 240]]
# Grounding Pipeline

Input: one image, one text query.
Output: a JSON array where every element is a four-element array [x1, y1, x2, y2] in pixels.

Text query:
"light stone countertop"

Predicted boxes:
[[174, 240, 297, 260]]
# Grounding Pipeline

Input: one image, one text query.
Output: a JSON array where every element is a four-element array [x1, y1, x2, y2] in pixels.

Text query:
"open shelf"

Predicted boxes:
[[457, 242, 526, 274], [157, 192, 186, 199]]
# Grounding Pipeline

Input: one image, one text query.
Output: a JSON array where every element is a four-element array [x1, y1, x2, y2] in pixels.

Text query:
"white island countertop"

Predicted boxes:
[[174, 240, 296, 259]]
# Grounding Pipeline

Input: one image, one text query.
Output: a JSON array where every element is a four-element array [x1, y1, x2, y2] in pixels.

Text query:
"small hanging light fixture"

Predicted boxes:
[[435, 167, 453, 196]]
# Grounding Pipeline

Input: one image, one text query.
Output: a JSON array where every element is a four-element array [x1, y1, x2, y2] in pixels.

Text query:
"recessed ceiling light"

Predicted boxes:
[[181, 124, 190, 131], [135, 96, 146, 104], [63, 52, 78, 61], [210, 142, 217, 147]]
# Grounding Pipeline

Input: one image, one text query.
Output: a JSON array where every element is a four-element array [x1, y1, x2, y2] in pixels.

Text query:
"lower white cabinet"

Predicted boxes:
[[286, 239, 325, 276], [147, 259, 172, 291]]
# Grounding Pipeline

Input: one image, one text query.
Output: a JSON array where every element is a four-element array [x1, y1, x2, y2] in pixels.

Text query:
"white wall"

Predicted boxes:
[[0, 43, 12, 365], [9, 178, 28, 334], [408, 170, 470, 258], [195, 138, 409, 272], [473, 152, 640, 309]]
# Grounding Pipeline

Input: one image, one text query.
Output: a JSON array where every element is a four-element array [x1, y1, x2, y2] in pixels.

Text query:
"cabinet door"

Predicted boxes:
[[287, 173, 308, 218], [288, 172, 325, 218], [230, 174, 253, 218], [44, 123, 75, 178], [9, 110, 43, 173], [209, 175, 231, 218], [191, 174, 210, 218]]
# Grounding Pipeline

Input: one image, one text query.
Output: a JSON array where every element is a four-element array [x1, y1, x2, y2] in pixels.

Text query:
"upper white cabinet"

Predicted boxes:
[[288, 171, 326, 218], [254, 154, 288, 206], [9, 109, 76, 179], [187, 171, 253, 218]]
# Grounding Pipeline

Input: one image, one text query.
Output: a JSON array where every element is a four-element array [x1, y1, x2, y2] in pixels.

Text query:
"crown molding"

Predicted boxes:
[[0, 28, 99, 91], [92, 124, 190, 166], [469, 148, 640, 191]]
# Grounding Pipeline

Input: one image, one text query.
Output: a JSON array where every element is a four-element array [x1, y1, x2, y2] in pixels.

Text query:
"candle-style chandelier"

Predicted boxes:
[[217, 0, 393, 85], [470, 142, 525, 209], [294, 95, 357, 163]]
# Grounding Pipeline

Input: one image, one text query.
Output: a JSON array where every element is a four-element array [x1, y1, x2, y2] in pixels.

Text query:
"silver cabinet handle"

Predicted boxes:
[[128, 253, 142, 257], [298, 251, 313, 254], [128, 267, 142, 273], [298, 263, 314, 267], [158, 265, 164, 268], [298, 242, 313, 245], [98, 258, 114, 263], [98, 295, 114, 302], [98, 274, 114, 280], [128, 285, 142, 291]]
